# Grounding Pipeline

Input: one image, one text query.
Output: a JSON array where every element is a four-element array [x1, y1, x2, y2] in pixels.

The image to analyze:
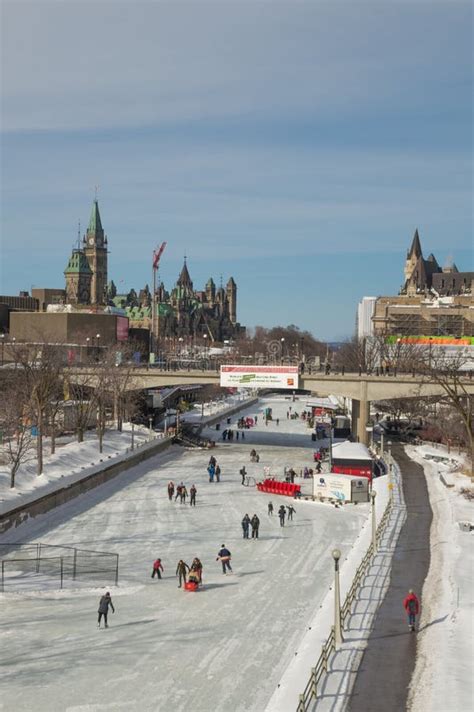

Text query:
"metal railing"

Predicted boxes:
[[0, 542, 119, 592], [296, 495, 393, 712]]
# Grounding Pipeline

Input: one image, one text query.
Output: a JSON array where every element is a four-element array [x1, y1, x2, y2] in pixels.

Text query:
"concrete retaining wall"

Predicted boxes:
[[199, 397, 259, 431], [0, 437, 172, 535]]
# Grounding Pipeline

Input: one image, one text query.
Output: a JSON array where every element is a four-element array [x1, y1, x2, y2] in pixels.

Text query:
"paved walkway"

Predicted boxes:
[[348, 445, 432, 712]]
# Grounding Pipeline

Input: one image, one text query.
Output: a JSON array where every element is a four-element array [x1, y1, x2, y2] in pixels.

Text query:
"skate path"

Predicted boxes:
[[1, 397, 369, 712]]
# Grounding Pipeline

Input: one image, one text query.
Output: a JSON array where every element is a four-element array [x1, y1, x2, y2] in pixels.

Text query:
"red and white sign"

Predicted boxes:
[[116, 316, 129, 341], [220, 365, 299, 390]]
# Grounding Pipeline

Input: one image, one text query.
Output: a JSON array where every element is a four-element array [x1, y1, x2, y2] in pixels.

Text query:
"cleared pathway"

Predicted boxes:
[[348, 445, 432, 712]]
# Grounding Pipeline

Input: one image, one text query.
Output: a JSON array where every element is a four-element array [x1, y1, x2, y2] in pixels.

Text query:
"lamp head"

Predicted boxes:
[[332, 548, 341, 561]]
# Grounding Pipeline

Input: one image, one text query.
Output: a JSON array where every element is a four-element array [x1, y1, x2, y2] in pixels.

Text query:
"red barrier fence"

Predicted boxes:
[[257, 479, 301, 497]]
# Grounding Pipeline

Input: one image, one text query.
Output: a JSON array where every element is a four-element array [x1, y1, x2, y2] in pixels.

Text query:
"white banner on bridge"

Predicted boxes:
[[220, 365, 299, 390]]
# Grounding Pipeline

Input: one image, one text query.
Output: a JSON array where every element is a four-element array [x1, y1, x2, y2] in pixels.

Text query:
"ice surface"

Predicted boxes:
[[1, 396, 369, 712]]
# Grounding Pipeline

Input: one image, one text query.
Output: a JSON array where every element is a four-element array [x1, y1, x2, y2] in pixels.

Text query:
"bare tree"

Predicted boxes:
[[10, 342, 64, 475], [0, 374, 35, 488], [417, 349, 473, 474]]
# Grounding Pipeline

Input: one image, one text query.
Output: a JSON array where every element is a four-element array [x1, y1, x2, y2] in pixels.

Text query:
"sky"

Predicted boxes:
[[1, 0, 472, 341]]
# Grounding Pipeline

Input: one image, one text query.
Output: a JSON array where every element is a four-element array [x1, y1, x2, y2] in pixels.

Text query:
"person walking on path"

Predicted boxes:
[[286, 505, 295, 521], [190, 485, 197, 506], [216, 545, 232, 574], [278, 505, 286, 527], [176, 560, 190, 588], [268, 502, 274, 516], [251, 514, 260, 539], [240, 466, 247, 485], [97, 592, 115, 628], [403, 589, 420, 631], [167, 481, 175, 501], [242, 514, 251, 539], [180, 485, 188, 504], [151, 558, 164, 579]]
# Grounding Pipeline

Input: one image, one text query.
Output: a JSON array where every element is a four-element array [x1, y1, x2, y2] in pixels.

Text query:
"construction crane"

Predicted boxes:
[[151, 242, 167, 354]]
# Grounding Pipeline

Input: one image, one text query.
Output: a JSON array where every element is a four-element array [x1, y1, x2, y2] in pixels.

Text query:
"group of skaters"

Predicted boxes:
[[241, 513, 260, 539], [167, 481, 197, 506], [221, 428, 244, 441], [267, 502, 296, 526], [207, 455, 222, 482]]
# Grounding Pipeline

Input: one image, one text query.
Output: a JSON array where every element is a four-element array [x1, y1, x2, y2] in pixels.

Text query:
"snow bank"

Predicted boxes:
[[406, 444, 474, 712]]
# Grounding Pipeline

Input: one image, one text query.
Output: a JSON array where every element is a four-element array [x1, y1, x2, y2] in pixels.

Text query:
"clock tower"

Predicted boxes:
[[83, 199, 108, 305]]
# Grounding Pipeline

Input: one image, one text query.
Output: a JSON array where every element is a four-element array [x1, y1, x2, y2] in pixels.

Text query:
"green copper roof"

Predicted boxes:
[[64, 250, 92, 275], [88, 200, 103, 234]]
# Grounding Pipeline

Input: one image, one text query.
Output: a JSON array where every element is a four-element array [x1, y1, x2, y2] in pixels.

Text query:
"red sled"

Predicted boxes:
[[184, 581, 199, 592]]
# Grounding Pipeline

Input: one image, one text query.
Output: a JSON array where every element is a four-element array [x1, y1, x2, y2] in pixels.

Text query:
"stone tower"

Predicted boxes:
[[226, 277, 237, 324], [404, 229, 422, 285], [64, 249, 93, 305], [83, 199, 108, 305]]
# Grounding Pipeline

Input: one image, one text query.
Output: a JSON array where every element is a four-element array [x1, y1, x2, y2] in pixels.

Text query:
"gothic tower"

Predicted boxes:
[[226, 277, 237, 324], [404, 229, 422, 285], [83, 199, 108, 305], [64, 249, 92, 305]]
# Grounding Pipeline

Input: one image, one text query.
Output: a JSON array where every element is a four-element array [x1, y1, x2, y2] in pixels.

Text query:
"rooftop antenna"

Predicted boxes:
[[94, 184, 100, 201], [76, 220, 81, 250]]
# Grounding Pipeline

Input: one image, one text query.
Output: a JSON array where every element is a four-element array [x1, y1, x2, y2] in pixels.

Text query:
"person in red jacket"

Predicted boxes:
[[403, 589, 419, 631], [151, 558, 164, 579]]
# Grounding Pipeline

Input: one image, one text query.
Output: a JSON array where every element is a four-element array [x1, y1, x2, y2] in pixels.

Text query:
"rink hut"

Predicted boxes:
[[330, 441, 373, 480]]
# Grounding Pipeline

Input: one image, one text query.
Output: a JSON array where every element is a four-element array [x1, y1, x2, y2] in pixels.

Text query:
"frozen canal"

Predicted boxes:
[[1, 397, 368, 712]]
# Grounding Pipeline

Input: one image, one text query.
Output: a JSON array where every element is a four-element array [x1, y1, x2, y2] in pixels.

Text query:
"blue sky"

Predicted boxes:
[[1, 0, 472, 340]]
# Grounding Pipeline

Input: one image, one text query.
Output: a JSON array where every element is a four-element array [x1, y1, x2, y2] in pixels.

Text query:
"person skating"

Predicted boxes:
[[242, 514, 251, 539], [180, 485, 188, 504], [167, 481, 175, 501], [240, 466, 247, 485], [403, 589, 420, 631], [215, 465, 221, 482], [190, 484, 197, 506], [176, 559, 190, 588], [276, 418, 280, 426], [251, 514, 260, 539], [268, 501, 274, 516], [175, 483, 182, 502], [208, 463, 215, 482], [216, 545, 232, 574], [151, 558, 164, 579], [97, 592, 115, 628], [278, 505, 286, 527], [286, 505, 296, 521]]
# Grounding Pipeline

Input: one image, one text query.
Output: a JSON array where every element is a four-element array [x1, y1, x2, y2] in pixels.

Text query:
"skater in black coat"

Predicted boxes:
[[190, 485, 197, 506], [278, 505, 286, 527], [97, 592, 115, 628], [241, 514, 251, 539], [251, 514, 260, 539]]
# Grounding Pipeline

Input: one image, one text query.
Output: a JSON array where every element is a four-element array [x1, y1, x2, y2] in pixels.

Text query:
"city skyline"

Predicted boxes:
[[1, 1, 472, 340]]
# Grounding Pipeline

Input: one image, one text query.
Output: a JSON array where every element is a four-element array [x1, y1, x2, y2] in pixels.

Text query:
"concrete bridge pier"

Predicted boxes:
[[351, 381, 370, 444]]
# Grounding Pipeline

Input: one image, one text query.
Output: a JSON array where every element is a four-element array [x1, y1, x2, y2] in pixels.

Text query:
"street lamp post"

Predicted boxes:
[[131, 422, 135, 451], [0, 334, 5, 366], [280, 337, 285, 364], [387, 441, 393, 498], [148, 415, 153, 438], [370, 490, 377, 554], [332, 548, 343, 649]]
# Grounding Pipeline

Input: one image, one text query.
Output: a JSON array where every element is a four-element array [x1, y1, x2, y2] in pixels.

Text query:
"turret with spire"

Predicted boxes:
[[84, 197, 108, 305]]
